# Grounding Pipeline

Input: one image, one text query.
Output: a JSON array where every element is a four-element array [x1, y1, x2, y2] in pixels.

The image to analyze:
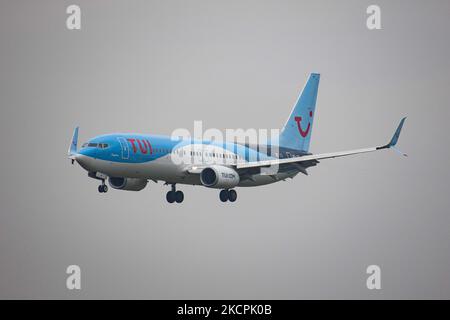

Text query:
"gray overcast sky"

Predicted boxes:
[[0, 0, 449, 299]]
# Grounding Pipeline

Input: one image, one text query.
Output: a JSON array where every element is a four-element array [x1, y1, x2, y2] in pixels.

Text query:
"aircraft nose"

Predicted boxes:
[[75, 148, 97, 170], [74, 153, 88, 166], [78, 148, 96, 158]]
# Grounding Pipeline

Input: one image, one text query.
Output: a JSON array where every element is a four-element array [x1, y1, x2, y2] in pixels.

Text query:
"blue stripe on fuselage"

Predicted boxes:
[[78, 133, 308, 164]]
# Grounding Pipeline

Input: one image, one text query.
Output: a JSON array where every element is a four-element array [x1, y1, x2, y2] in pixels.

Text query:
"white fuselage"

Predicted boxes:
[[76, 142, 298, 188]]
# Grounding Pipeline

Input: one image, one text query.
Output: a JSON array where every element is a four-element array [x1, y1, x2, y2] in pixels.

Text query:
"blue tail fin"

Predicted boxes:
[[279, 73, 320, 152]]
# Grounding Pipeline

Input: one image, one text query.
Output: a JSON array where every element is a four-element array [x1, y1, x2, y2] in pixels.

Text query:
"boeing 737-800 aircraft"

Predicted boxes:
[[68, 73, 406, 203]]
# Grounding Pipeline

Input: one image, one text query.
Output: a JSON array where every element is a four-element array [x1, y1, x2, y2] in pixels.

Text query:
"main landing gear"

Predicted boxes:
[[98, 180, 108, 193], [219, 189, 237, 202], [166, 184, 184, 204]]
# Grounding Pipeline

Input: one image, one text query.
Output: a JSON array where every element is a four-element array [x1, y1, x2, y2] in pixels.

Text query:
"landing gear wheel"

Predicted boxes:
[[166, 191, 175, 203], [98, 184, 108, 193], [228, 189, 237, 202], [175, 191, 184, 203], [219, 190, 229, 202]]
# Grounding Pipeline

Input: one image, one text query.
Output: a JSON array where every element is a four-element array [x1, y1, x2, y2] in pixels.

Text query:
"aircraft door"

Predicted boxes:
[[117, 137, 130, 160]]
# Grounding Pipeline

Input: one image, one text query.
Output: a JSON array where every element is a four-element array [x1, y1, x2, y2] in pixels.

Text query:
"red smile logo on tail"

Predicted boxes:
[[294, 111, 313, 138]]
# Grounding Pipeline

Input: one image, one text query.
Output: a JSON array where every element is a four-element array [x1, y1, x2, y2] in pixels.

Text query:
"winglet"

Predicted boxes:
[[68, 126, 79, 157], [377, 117, 407, 154], [388, 117, 406, 147]]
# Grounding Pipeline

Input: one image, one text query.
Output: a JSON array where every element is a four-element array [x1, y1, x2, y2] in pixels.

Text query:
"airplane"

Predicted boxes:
[[68, 73, 406, 203]]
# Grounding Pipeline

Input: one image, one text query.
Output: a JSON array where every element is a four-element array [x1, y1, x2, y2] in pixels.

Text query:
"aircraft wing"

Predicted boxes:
[[237, 117, 407, 170]]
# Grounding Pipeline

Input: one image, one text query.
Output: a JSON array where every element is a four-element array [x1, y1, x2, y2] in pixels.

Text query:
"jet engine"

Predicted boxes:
[[108, 177, 148, 191], [200, 165, 240, 189]]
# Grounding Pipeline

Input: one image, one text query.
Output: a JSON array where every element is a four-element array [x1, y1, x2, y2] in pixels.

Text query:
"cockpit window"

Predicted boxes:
[[81, 142, 109, 148]]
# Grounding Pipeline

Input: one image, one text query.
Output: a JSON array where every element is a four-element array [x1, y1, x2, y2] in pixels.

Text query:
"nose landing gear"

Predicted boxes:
[[166, 184, 184, 203], [219, 189, 237, 202], [98, 180, 108, 193]]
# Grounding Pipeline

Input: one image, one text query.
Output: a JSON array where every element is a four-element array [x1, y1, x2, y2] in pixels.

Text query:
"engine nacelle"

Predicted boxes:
[[200, 165, 240, 189], [108, 177, 148, 191]]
